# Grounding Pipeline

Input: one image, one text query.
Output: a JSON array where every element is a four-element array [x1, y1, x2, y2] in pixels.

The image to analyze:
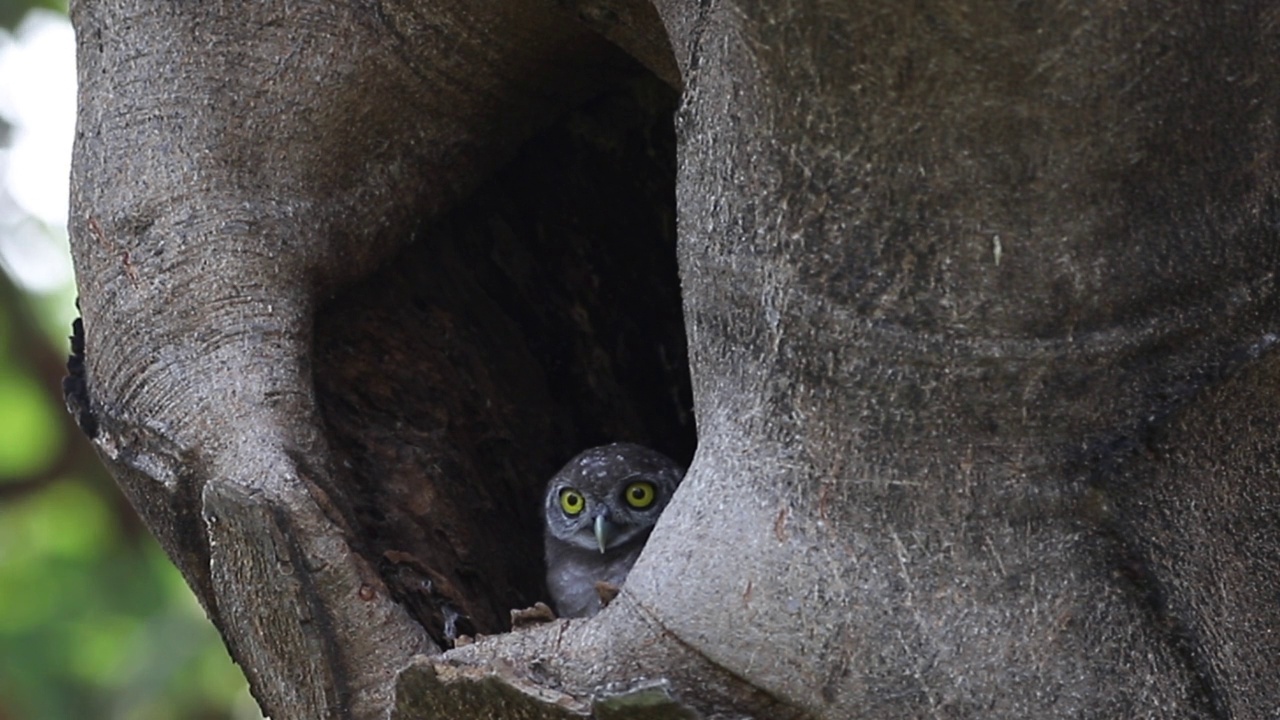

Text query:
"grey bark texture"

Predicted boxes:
[[66, 0, 1279, 718]]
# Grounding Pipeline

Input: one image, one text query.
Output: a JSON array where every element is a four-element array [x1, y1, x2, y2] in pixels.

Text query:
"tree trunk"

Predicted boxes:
[[67, 0, 1280, 718]]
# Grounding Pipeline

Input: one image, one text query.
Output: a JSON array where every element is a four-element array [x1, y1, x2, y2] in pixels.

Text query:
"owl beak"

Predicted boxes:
[[594, 513, 617, 554]]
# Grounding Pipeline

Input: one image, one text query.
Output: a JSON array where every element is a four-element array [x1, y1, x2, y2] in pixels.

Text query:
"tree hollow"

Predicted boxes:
[[313, 70, 692, 642]]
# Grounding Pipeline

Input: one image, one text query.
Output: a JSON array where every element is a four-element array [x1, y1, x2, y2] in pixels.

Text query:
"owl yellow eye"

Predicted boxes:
[[624, 481, 657, 509], [559, 489, 586, 516]]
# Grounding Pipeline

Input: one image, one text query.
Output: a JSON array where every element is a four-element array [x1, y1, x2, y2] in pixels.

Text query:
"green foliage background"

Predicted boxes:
[[1, 1, 260, 717], [0, 0, 57, 32]]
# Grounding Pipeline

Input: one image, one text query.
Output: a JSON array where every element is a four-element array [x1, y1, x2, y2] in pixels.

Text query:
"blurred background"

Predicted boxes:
[[0, 0, 261, 717]]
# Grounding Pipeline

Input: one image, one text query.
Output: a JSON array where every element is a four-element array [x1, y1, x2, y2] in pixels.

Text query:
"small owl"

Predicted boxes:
[[543, 443, 684, 618]]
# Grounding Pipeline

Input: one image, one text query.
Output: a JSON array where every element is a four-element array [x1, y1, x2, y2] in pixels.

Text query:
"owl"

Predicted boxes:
[[543, 443, 684, 618]]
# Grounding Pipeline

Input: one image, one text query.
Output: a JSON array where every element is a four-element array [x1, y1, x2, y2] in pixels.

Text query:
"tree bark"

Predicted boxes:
[[67, 0, 1280, 718]]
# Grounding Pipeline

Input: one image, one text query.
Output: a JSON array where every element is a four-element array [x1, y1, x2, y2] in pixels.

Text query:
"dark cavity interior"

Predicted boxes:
[[312, 69, 690, 644]]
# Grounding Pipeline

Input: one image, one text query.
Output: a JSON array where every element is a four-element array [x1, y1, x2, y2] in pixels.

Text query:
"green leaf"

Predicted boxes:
[[0, 368, 62, 478]]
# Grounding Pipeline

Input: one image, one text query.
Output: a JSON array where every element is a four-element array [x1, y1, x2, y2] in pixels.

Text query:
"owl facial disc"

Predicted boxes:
[[542, 443, 686, 618]]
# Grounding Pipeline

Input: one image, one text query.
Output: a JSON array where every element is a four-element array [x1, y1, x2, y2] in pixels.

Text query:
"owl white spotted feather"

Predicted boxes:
[[542, 443, 684, 618]]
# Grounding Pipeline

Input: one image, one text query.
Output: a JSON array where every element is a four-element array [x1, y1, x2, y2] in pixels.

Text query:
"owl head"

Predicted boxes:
[[543, 443, 684, 555]]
